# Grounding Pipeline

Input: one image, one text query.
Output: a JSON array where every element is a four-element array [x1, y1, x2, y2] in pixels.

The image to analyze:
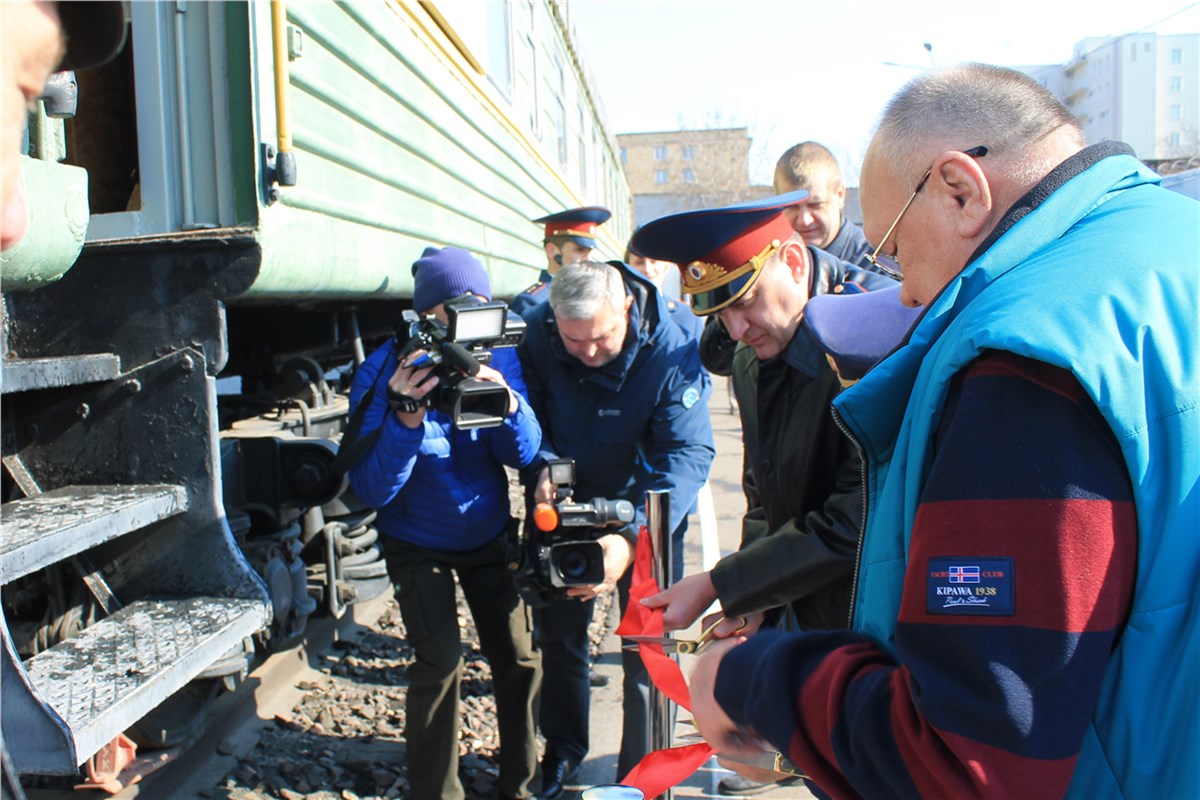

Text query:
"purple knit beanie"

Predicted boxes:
[[411, 246, 491, 312]]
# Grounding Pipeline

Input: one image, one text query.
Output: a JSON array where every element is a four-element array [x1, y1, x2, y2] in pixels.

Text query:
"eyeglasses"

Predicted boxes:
[[865, 145, 989, 280]]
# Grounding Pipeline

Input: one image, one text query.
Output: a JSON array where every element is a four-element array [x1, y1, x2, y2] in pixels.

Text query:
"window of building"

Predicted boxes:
[[577, 105, 587, 191], [1171, 104, 1182, 120], [1171, 76, 1182, 92], [550, 55, 567, 165], [683, 168, 696, 183], [620, 147, 627, 163], [1171, 48, 1183, 64], [681, 145, 695, 161], [1170, 132, 1181, 146], [515, 0, 538, 138], [486, 0, 512, 98], [654, 146, 667, 161], [1130, 43, 1137, 61], [654, 170, 668, 184]]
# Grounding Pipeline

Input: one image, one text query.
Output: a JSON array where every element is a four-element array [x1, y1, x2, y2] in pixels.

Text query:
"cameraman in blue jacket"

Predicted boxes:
[[348, 246, 542, 800], [518, 260, 715, 796]]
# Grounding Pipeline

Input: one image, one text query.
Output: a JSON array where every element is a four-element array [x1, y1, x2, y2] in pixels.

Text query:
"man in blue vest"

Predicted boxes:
[[688, 63, 1199, 799], [510, 206, 611, 318]]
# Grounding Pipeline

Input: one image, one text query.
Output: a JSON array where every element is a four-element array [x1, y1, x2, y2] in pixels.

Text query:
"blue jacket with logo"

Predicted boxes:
[[347, 344, 541, 552], [517, 264, 715, 539]]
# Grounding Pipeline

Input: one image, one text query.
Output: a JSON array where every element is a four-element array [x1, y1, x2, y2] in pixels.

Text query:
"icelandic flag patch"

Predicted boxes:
[[926, 557, 1014, 616]]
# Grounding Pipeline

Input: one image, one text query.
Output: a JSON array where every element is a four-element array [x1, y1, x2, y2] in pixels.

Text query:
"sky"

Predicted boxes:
[[564, 0, 1200, 185]]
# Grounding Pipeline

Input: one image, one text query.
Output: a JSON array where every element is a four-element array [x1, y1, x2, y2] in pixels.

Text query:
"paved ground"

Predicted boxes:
[[567, 375, 816, 799]]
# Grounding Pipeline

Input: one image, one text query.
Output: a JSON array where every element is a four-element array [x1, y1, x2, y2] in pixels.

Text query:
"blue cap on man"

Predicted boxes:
[[411, 246, 491, 313], [534, 206, 611, 249], [801, 283, 922, 380], [629, 191, 808, 315]]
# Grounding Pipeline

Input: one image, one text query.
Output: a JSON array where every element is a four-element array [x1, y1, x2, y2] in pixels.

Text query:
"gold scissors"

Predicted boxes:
[[676, 720, 806, 778], [621, 615, 747, 655]]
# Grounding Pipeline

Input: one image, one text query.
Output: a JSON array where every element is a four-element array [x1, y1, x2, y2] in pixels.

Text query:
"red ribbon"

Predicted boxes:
[[615, 527, 716, 797]]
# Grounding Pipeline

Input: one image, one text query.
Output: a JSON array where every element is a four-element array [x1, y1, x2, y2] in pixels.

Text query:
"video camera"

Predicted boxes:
[[511, 459, 635, 608], [392, 293, 526, 429]]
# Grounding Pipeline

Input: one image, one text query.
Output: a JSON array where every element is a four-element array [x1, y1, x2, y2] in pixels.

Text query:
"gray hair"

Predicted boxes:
[[872, 63, 1086, 186], [549, 260, 626, 320]]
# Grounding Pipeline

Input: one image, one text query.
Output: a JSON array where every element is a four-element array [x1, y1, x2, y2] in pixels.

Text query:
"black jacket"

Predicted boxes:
[[709, 247, 894, 630]]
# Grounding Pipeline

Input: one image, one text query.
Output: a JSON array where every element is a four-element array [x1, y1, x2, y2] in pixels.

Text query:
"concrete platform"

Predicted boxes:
[[567, 375, 816, 799]]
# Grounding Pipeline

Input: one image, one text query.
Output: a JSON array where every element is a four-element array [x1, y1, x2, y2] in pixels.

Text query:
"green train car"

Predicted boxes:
[[1, 0, 630, 780]]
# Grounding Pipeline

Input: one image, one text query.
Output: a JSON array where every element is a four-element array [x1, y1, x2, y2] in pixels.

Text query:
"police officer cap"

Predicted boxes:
[[801, 283, 922, 380], [56, 1, 130, 72], [629, 191, 808, 315], [533, 206, 611, 249]]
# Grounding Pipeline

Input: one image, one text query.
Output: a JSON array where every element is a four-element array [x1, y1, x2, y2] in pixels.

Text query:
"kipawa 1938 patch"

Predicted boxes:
[[926, 557, 1014, 616]]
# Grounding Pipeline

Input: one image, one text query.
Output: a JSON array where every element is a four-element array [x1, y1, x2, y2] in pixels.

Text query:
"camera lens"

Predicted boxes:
[[559, 547, 593, 580]]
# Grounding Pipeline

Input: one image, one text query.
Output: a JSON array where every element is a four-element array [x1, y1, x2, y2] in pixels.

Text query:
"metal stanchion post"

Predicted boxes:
[[645, 489, 673, 800]]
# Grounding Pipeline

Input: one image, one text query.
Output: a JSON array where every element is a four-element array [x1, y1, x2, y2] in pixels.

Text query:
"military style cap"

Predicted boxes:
[[56, 1, 129, 72], [801, 283, 922, 380], [629, 191, 808, 315], [534, 206, 611, 248]]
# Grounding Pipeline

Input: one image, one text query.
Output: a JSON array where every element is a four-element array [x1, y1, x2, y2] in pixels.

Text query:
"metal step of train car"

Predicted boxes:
[[0, 351, 272, 775]]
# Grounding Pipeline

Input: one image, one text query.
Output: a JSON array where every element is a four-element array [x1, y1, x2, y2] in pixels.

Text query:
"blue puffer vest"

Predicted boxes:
[[834, 145, 1199, 798]]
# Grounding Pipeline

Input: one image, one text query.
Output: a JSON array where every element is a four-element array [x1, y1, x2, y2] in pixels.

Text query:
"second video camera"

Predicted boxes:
[[392, 293, 526, 429], [511, 459, 635, 608]]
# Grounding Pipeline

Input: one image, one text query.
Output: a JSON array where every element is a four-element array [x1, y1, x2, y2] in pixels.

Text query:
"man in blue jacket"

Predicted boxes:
[[348, 247, 543, 800], [518, 260, 715, 797], [689, 63, 1199, 799]]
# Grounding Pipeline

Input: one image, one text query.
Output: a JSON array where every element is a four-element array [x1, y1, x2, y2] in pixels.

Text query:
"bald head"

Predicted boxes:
[[860, 63, 1088, 307], [868, 63, 1086, 191]]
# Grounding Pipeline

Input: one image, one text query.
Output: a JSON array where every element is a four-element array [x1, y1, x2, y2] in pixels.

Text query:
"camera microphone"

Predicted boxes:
[[441, 340, 481, 376]]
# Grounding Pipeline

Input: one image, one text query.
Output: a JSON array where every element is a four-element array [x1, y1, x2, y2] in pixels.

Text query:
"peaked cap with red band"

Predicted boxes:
[[629, 191, 808, 315], [533, 206, 611, 248]]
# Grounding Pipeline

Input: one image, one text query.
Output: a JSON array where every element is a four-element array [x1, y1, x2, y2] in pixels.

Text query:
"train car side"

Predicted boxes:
[[1, 0, 629, 779]]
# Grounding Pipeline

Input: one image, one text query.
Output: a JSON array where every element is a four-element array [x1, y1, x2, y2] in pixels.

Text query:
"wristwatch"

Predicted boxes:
[[386, 387, 422, 414]]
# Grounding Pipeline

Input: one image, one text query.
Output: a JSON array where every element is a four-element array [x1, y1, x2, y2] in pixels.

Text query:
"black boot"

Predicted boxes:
[[540, 754, 578, 799]]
